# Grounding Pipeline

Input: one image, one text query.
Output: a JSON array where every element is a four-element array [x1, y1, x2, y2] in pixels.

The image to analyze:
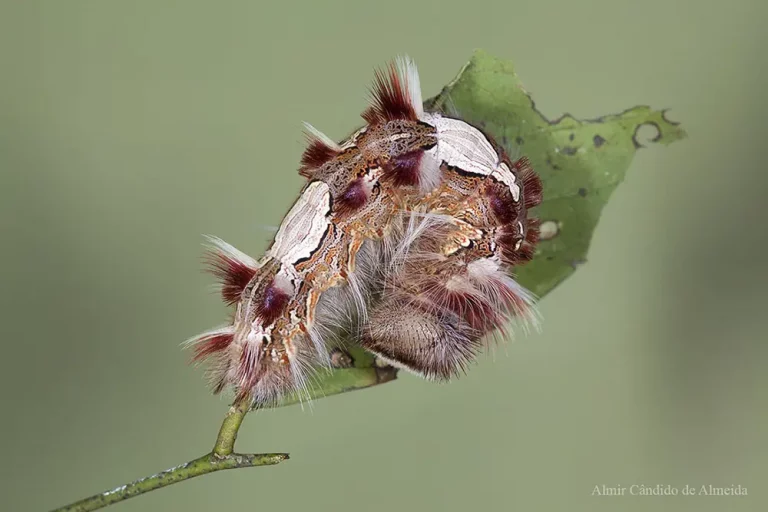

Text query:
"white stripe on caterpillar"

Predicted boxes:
[[423, 113, 500, 176], [267, 181, 331, 267]]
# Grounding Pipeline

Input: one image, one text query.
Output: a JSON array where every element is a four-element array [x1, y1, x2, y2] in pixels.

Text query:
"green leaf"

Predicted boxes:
[[271, 50, 687, 408], [426, 49, 687, 297], [277, 346, 397, 408]]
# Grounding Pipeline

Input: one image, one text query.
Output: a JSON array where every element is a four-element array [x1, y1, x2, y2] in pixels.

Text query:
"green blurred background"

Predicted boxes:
[[1, 1, 766, 511]]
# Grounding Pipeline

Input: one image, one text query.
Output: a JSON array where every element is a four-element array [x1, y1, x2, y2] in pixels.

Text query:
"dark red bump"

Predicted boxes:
[[335, 179, 369, 216], [383, 150, 423, 187], [256, 281, 291, 326], [485, 183, 517, 224]]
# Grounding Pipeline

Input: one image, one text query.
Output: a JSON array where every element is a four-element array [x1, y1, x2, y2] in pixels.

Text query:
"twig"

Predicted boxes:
[[49, 363, 398, 511], [49, 400, 288, 512]]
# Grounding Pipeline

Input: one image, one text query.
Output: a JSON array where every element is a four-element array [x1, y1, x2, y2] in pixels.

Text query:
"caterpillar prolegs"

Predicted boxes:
[[187, 57, 542, 406]]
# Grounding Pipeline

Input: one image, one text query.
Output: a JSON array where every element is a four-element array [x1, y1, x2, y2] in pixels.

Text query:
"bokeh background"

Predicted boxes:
[[1, 1, 766, 511]]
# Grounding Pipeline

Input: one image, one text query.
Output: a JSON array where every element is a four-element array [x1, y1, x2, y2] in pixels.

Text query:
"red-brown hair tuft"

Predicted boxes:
[[192, 331, 234, 362], [515, 157, 543, 210], [361, 61, 418, 125], [525, 219, 540, 245], [205, 251, 258, 305], [299, 139, 340, 178]]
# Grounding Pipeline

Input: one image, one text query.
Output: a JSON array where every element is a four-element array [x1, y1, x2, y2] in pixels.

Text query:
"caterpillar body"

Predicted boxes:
[[187, 57, 542, 406], [363, 154, 542, 380]]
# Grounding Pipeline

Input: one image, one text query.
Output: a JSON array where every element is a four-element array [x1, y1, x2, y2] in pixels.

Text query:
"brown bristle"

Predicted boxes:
[[523, 181, 543, 209], [361, 62, 417, 125], [516, 158, 543, 209], [422, 284, 497, 333], [525, 223, 540, 245], [205, 252, 258, 305], [335, 179, 370, 216], [456, 295, 498, 333], [496, 223, 523, 248], [383, 150, 423, 187], [299, 139, 339, 178], [192, 332, 234, 362], [517, 242, 535, 262], [255, 281, 291, 326], [512, 156, 533, 172], [500, 246, 520, 266], [485, 182, 517, 224], [496, 228, 523, 265]]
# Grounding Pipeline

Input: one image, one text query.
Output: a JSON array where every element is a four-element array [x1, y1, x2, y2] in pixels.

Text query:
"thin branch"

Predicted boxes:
[[49, 363, 398, 512], [50, 452, 288, 512], [49, 400, 288, 512]]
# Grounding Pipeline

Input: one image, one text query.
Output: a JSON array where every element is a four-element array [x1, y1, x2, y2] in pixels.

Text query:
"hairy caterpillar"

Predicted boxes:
[[187, 57, 542, 406], [362, 154, 542, 380]]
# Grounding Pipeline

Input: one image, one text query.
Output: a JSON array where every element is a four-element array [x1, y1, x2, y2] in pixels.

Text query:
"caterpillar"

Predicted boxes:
[[362, 154, 543, 380], [187, 57, 542, 407]]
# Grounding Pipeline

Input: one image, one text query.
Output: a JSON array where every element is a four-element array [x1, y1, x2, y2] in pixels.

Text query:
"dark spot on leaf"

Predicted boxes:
[[569, 133, 574, 141], [578, 187, 588, 197], [546, 156, 561, 170], [515, 136, 524, 145], [593, 134, 606, 147], [546, 255, 554, 261], [561, 146, 578, 156]]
